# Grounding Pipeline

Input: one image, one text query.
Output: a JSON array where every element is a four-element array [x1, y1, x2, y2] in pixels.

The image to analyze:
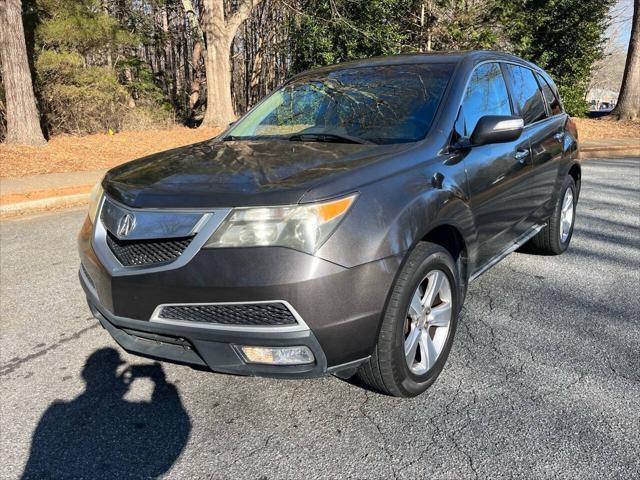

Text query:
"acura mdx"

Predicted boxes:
[[78, 51, 580, 397]]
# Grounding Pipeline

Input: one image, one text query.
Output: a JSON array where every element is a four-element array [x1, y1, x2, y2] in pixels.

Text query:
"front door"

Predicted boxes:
[[457, 62, 535, 268]]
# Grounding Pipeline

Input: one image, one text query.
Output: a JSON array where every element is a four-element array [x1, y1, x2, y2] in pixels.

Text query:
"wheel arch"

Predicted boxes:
[[421, 224, 467, 266], [420, 223, 470, 304], [568, 162, 581, 197]]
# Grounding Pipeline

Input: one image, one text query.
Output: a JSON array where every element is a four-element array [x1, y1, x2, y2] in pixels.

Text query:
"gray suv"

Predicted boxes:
[[79, 51, 580, 397]]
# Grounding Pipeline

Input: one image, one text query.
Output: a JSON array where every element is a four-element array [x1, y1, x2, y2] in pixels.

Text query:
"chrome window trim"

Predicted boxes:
[[455, 60, 513, 137], [499, 62, 556, 128], [92, 195, 231, 277], [150, 300, 310, 333], [455, 59, 565, 134]]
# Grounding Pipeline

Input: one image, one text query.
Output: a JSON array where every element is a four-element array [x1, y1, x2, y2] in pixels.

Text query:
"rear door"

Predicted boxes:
[[534, 72, 567, 218], [502, 64, 565, 229], [458, 62, 534, 267]]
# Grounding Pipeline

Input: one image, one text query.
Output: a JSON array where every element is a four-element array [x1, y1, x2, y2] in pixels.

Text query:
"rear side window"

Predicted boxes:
[[504, 64, 547, 125], [459, 63, 512, 137], [536, 72, 563, 116]]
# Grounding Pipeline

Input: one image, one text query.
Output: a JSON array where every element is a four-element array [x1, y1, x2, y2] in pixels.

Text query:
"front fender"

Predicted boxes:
[[317, 160, 477, 269]]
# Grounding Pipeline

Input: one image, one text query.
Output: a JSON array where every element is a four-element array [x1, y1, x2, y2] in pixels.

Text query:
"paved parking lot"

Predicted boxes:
[[1, 158, 639, 479]]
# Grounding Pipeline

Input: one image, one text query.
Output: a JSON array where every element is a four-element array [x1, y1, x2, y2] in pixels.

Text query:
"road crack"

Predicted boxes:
[[358, 390, 398, 479], [0, 321, 98, 377]]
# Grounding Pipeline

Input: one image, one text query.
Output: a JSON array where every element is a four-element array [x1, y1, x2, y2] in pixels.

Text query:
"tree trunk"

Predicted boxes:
[[189, 40, 204, 110], [181, 0, 206, 116], [613, 0, 640, 120], [0, 0, 46, 145], [200, 0, 264, 127], [202, 37, 235, 126]]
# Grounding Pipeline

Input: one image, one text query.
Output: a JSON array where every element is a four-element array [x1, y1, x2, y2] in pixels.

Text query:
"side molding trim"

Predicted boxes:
[[469, 223, 545, 282]]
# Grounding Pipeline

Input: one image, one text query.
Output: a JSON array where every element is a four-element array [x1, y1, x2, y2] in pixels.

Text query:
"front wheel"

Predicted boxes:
[[526, 176, 577, 255], [355, 242, 460, 397]]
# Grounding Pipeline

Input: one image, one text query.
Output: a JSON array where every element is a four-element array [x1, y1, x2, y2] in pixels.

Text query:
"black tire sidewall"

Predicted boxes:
[[389, 245, 460, 397], [555, 177, 577, 252]]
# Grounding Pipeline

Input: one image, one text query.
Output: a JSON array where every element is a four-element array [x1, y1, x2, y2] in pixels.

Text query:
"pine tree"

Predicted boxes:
[[0, 0, 47, 145]]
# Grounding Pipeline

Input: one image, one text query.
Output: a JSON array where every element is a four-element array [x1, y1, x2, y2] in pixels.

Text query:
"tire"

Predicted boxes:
[[355, 242, 460, 397], [526, 176, 577, 255]]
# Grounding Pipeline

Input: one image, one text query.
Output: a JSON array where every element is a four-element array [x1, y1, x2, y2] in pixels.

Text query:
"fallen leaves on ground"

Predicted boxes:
[[572, 117, 640, 140], [0, 127, 221, 178]]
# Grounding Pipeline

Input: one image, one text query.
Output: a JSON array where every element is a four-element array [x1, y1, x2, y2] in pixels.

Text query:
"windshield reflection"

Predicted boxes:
[[225, 63, 454, 144]]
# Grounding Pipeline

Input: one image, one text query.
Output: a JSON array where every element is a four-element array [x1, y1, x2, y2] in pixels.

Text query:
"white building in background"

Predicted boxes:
[[586, 88, 619, 111]]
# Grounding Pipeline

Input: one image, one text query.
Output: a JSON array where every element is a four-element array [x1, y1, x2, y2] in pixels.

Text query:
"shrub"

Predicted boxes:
[[35, 50, 175, 134], [43, 82, 128, 134], [36, 51, 128, 134], [122, 105, 175, 131]]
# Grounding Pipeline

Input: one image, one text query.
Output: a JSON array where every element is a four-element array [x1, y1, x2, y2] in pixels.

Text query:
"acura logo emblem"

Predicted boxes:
[[117, 213, 136, 237]]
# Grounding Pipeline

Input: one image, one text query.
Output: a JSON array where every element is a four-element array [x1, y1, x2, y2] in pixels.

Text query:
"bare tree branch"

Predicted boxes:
[[227, 0, 265, 39]]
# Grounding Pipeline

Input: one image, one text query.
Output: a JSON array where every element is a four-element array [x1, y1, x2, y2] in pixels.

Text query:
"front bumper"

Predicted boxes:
[[79, 215, 402, 378], [82, 271, 331, 377]]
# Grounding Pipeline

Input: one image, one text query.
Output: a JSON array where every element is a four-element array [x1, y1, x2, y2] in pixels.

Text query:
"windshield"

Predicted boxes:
[[224, 63, 454, 144]]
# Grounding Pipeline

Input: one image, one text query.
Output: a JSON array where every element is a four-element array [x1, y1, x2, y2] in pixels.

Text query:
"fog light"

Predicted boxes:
[[239, 345, 315, 365]]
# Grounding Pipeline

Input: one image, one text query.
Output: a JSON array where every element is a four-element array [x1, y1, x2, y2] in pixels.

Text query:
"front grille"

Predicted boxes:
[[106, 232, 193, 267], [156, 303, 299, 326]]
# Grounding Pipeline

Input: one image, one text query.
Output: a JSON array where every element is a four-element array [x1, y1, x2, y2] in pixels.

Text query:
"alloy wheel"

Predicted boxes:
[[404, 270, 452, 375], [560, 188, 574, 243]]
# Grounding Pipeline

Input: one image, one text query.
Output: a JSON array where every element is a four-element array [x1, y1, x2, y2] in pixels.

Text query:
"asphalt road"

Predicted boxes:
[[1, 158, 639, 480]]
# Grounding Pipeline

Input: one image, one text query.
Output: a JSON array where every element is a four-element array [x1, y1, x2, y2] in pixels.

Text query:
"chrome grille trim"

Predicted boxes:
[[150, 300, 309, 333], [92, 195, 231, 277], [100, 196, 207, 240]]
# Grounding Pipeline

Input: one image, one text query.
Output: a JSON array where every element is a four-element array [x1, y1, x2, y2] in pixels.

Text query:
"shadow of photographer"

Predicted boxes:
[[22, 348, 191, 479]]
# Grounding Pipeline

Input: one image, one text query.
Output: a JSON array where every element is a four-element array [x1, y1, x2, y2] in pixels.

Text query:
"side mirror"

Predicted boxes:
[[470, 115, 524, 146]]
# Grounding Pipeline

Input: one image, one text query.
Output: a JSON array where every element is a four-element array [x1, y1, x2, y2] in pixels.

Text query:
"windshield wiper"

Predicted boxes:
[[289, 133, 374, 145]]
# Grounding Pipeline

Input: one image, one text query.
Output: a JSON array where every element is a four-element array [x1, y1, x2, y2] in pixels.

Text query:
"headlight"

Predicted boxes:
[[88, 179, 104, 223], [204, 194, 357, 254]]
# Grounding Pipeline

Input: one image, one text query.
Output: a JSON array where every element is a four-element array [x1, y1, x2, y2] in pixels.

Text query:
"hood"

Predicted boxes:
[[103, 139, 398, 209]]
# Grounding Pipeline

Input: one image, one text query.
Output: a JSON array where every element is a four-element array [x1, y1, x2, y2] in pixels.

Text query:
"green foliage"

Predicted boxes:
[[37, 0, 136, 55], [36, 51, 129, 134], [497, 0, 614, 116], [35, 50, 85, 81], [116, 58, 170, 108], [288, 0, 415, 73], [419, 0, 501, 51], [288, 0, 502, 73], [30, 0, 176, 134]]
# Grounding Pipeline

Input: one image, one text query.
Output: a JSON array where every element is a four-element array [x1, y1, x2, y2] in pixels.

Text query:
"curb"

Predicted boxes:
[[0, 193, 89, 219], [579, 147, 640, 160]]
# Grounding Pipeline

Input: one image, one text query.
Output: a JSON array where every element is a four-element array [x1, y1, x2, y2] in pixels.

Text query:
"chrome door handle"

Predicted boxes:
[[514, 149, 529, 163], [554, 132, 564, 142]]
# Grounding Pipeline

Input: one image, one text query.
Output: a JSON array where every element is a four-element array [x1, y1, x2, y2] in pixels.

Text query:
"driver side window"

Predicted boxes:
[[458, 63, 512, 138]]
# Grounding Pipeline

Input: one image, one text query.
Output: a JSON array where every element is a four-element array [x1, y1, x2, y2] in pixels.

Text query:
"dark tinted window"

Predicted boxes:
[[458, 63, 511, 137], [226, 64, 454, 144], [505, 64, 547, 125], [536, 72, 562, 115]]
